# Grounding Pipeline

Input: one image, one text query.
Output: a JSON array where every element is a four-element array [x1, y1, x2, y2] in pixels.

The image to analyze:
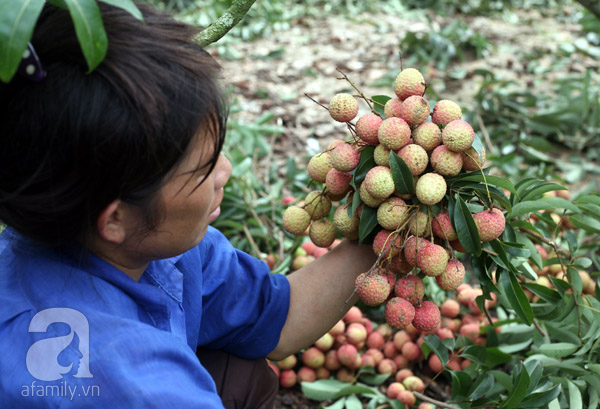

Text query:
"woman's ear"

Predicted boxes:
[[96, 200, 128, 244]]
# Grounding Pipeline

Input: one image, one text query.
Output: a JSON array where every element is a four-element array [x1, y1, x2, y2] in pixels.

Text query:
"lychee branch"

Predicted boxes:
[[304, 93, 330, 111], [413, 391, 461, 409], [335, 68, 375, 113], [194, 0, 257, 47]]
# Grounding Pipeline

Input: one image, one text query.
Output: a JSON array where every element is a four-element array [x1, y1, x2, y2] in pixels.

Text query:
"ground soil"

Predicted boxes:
[[215, 6, 598, 407]]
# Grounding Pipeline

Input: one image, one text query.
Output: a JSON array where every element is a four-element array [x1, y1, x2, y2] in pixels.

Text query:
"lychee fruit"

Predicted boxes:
[[430, 145, 463, 177], [372, 230, 402, 258], [432, 212, 458, 241], [412, 301, 441, 332], [403, 376, 425, 392], [279, 369, 297, 388], [309, 219, 336, 248], [403, 236, 429, 267], [388, 252, 413, 275], [282, 206, 311, 235], [337, 344, 358, 367], [399, 95, 430, 127], [440, 299, 460, 318], [307, 152, 332, 183], [359, 183, 385, 208], [432, 100, 462, 125], [377, 197, 410, 230], [397, 143, 428, 176], [394, 68, 426, 101], [325, 168, 352, 196], [303, 191, 332, 220], [442, 120, 475, 152], [329, 142, 360, 172], [473, 208, 506, 242], [302, 347, 325, 369], [412, 122, 442, 151], [356, 114, 383, 145], [327, 139, 346, 151], [415, 173, 447, 205], [462, 146, 486, 171], [395, 275, 425, 305], [436, 259, 466, 291], [408, 211, 431, 237], [297, 367, 317, 383], [384, 97, 403, 118], [385, 297, 416, 329], [378, 117, 411, 150], [373, 144, 391, 166], [364, 166, 395, 199], [356, 272, 391, 306], [416, 243, 449, 277], [329, 93, 358, 123], [333, 203, 359, 239]]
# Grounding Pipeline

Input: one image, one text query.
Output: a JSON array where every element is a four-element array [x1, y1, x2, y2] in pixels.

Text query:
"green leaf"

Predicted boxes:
[[350, 189, 362, 219], [499, 270, 534, 325], [452, 195, 482, 256], [567, 267, 583, 293], [371, 95, 391, 118], [98, 0, 143, 20], [345, 395, 362, 409], [468, 372, 495, 400], [451, 371, 473, 399], [323, 398, 346, 409], [353, 146, 376, 185], [569, 214, 600, 234], [508, 197, 581, 218], [359, 372, 391, 386], [521, 182, 567, 202], [524, 359, 544, 394], [574, 194, 600, 206], [516, 385, 561, 408], [448, 173, 516, 194], [423, 335, 449, 366], [539, 343, 579, 358], [522, 283, 561, 302], [358, 206, 378, 244], [301, 379, 348, 401], [501, 363, 530, 408], [0, 0, 46, 82], [568, 380, 583, 409], [389, 151, 414, 195], [64, 0, 108, 73]]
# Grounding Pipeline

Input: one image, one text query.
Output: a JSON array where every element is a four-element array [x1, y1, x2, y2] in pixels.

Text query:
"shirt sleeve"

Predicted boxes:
[[183, 226, 290, 359]]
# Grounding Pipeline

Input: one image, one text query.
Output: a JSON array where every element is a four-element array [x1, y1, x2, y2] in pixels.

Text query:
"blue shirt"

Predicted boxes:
[[0, 226, 290, 408]]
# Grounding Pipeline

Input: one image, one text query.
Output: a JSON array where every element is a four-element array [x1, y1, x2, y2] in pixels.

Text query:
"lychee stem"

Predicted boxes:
[[335, 68, 375, 113], [412, 392, 460, 409], [304, 93, 329, 111], [464, 150, 493, 209]]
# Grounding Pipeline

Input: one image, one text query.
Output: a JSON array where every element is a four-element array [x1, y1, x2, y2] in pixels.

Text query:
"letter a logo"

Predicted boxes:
[[26, 308, 93, 381]]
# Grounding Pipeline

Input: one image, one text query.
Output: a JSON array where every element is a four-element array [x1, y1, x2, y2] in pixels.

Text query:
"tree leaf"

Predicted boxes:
[[423, 334, 449, 366], [0, 0, 46, 82], [388, 151, 414, 195], [468, 372, 495, 400], [359, 372, 391, 386], [520, 182, 567, 202], [344, 395, 363, 409], [301, 379, 348, 401], [508, 197, 581, 218], [516, 385, 562, 408], [569, 214, 600, 234], [371, 95, 391, 118], [539, 343, 579, 359], [568, 380, 583, 409], [353, 146, 376, 186], [501, 363, 530, 408], [64, 0, 108, 73], [499, 270, 534, 325], [448, 173, 516, 194], [452, 195, 482, 256], [358, 206, 378, 244], [574, 194, 600, 206], [98, 0, 143, 20]]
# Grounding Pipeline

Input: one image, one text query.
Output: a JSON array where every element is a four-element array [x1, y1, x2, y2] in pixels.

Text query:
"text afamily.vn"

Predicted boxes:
[[21, 381, 100, 400]]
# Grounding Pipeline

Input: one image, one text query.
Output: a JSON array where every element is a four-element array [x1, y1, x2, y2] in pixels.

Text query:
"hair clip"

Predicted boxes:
[[17, 42, 46, 82]]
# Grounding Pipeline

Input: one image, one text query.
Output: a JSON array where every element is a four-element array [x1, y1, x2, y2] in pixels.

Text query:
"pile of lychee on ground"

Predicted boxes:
[[269, 289, 496, 408]]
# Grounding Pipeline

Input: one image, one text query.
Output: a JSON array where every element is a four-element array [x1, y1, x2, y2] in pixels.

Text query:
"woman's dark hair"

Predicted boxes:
[[0, 3, 227, 247]]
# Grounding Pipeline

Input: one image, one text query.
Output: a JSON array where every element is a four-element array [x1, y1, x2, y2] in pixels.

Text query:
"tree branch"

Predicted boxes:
[[194, 0, 257, 47], [413, 392, 461, 409], [575, 0, 600, 20]]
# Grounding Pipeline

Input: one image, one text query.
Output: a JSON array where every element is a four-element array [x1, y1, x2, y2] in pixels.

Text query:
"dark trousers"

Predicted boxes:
[[196, 348, 279, 409]]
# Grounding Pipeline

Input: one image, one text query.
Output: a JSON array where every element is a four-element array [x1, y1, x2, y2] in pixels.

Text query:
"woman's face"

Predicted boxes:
[[127, 130, 232, 261]]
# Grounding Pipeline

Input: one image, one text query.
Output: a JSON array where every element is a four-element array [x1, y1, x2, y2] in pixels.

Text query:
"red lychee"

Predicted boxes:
[[325, 168, 352, 196], [356, 113, 383, 145], [355, 272, 392, 306], [432, 212, 458, 241], [372, 229, 402, 258], [416, 243, 449, 277], [430, 145, 463, 177], [442, 119, 475, 152], [462, 146, 486, 171], [397, 143, 428, 176], [384, 97, 403, 118], [329, 142, 360, 172], [432, 99, 462, 125], [403, 236, 429, 267], [394, 68, 426, 101], [412, 301, 441, 332], [436, 259, 466, 291], [399, 95, 430, 127], [384, 297, 416, 329], [394, 275, 425, 305], [473, 208, 506, 242], [412, 122, 442, 151], [378, 117, 411, 150]]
